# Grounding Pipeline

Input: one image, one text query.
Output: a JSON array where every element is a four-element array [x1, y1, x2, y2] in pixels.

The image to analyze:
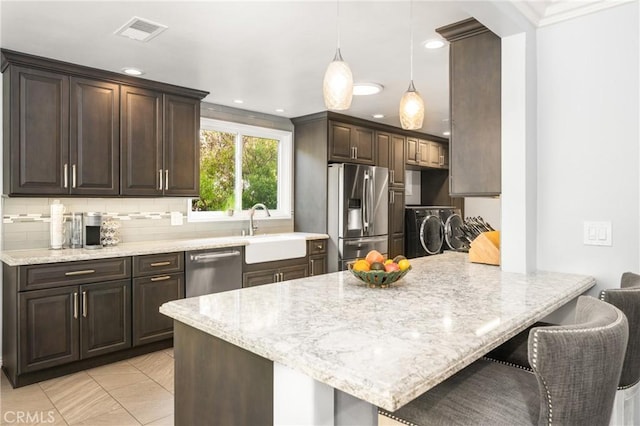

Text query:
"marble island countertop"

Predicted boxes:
[[0, 232, 328, 266], [160, 251, 595, 412]]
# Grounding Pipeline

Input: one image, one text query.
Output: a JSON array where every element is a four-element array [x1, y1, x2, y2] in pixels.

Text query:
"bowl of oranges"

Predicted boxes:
[[348, 250, 412, 288]]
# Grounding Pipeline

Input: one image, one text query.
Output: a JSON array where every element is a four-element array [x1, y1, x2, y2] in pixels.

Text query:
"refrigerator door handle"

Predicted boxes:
[[362, 171, 370, 232]]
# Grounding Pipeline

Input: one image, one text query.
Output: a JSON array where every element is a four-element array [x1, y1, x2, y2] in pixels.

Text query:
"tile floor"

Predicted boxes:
[[1, 349, 403, 426], [0, 349, 175, 426]]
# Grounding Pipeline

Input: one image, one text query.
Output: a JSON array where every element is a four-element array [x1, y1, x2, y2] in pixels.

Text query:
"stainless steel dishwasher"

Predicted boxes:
[[185, 247, 243, 297]]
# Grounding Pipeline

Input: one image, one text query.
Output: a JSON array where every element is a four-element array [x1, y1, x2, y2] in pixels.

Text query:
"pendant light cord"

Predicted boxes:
[[336, 0, 341, 50], [409, 0, 414, 82]]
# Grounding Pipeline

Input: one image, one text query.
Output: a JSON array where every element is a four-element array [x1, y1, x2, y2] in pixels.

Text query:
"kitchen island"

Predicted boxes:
[[160, 251, 595, 425]]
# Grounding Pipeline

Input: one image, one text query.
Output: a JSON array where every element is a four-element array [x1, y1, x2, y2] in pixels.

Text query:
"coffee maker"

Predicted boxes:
[[83, 212, 103, 249]]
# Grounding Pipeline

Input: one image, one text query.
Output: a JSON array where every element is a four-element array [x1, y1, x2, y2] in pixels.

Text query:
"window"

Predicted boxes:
[[189, 118, 292, 221]]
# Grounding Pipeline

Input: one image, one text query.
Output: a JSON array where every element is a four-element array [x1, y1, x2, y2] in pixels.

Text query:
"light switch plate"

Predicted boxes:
[[583, 221, 612, 246], [171, 211, 183, 226]]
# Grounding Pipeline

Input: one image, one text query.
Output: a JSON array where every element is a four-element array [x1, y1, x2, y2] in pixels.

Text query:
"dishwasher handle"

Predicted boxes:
[[189, 250, 241, 263]]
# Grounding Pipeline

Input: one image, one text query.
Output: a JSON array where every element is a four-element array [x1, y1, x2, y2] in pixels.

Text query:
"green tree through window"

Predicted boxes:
[[193, 130, 279, 212]]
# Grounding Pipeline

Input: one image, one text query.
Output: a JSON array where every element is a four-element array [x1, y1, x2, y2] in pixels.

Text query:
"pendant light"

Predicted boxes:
[[323, 0, 353, 110], [399, 0, 424, 130]]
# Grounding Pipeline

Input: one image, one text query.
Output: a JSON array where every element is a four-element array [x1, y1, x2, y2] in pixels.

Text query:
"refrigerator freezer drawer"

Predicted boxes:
[[339, 236, 388, 270]]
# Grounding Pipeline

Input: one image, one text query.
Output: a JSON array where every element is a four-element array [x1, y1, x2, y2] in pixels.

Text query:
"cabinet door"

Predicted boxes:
[[427, 142, 441, 168], [133, 273, 184, 346], [328, 121, 353, 162], [280, 264, 308, 282], [449, 30, 501, 196], [417, 140, 430, 166], [309, 254, 327, 277], [8, 66, 69, 195], [389, 188, 405, 235], [389, 235, 405, 259], [243, 269, 278, 288], [406, 138, 418, 165], [18, 286, 79, 373], [390, 134, 406, 186], [376, 132, 390, 168], [120, 85, 163, 196], [69, 77, 119, 195], [80, 280, 131, 359], [352, 126, 375, 164], [440, 145, 449, 169], [164, 95, 200, 196]]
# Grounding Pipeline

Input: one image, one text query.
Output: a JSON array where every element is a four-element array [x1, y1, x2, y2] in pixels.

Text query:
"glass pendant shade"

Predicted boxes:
[[323, 48, 353, 110], [399, 80, 424, 130]]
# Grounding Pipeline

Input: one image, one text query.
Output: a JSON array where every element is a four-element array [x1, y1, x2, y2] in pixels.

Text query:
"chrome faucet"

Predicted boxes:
[[248, 203, 270, 236]]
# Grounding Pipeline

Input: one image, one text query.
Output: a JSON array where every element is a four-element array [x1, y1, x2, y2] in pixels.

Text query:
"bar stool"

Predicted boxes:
[[486, 272, 640, 425], [379, 296, 628, 426]]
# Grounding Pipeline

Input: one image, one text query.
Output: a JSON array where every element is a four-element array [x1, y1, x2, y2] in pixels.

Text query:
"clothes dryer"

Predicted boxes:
[[404, 206, 444, 258]]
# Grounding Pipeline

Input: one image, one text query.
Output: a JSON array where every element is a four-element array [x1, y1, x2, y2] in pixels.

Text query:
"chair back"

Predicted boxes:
[[528, 296, 628, 426], [601, 272, 640, 388]]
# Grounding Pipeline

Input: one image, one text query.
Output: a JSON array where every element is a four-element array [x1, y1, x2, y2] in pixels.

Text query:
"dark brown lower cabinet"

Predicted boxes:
[[133, 273, 184, 346], [309, 254, 327, 276], [389, 235, 405, 260], [19, 286, 79, 373], [81, 280, 131, 359], [18, 280, 131, 374]]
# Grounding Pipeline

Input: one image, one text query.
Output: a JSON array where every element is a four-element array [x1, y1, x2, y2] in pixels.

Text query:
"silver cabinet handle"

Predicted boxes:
[[150, 261, 171, 267], [310, 259, 315, 276], [65, 269, 95, 276], [354, 146, 358, 159], [316, 243, 323, 250], [72, 164, 77, 188], [440, 155, 445, 166], [73, 292, 78, 319], [273, 273, 279, 282], [165, 169, 169, 190], [280, 272, 284, 282], [390, 170, 394, 184], [151, 275, 172, 282], [390, 190, 395, 205], [159, 169, 163, 190], [82, 291, 87, 318], [63, 164, 69, 188]]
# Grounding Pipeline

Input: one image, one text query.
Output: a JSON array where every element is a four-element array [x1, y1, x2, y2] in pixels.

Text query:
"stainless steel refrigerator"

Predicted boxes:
[[327, 163, 388, 271]]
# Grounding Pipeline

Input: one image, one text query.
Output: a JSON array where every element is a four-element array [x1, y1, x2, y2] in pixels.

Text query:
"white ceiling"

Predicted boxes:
[[0, 1, 628, 136]]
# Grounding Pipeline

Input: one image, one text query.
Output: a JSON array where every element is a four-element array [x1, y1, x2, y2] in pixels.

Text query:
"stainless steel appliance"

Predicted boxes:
[[327, 163, 388, 271], [405, 206, 443, 258], [83, 212, 102, 249], [185, 247, 243, 297]]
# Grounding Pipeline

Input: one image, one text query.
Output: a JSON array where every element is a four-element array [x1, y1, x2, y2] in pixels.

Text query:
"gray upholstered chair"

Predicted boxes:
[[379, 296, 628, 426], [486, 272, 640, 425]]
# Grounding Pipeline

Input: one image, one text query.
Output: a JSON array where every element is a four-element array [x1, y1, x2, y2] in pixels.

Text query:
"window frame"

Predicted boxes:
[[187, 118, 293, 223]]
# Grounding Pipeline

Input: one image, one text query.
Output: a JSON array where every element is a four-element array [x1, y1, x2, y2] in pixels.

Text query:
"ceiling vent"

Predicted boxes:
[[115, 17, 168, 42]]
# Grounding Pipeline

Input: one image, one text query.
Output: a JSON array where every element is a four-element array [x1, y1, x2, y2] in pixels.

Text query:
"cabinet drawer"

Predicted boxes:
[[308, 239, 327, 255], [20, 258, 131, 291], [133, 252, 184, 277]]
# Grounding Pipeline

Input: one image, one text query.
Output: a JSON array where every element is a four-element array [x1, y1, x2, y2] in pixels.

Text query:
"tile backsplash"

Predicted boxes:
[[1, 197, 293, 251]]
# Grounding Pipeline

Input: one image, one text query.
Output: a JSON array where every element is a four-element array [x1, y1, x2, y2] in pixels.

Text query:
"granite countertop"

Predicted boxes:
[[0, 232, 329, 266], [160, 251, 595, 412]]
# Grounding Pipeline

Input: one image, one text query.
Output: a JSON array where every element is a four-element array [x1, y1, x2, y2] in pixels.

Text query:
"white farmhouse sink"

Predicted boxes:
[[244, 234, 307, 264]]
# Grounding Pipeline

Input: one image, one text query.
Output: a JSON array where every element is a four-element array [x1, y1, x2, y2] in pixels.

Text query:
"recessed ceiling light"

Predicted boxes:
[[424, 39, 446, 49], [372, 114, 385, 119], [122, 67, 144, 76], [233, 99, 244, 104], [353, 83, 383, 96], [275, 108, 285, 113], [443, 131, 451, 136]]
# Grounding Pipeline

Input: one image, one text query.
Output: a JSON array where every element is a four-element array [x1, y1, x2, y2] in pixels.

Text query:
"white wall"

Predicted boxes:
[[536, 2, 639, 321], [464, 197, 501, 229]]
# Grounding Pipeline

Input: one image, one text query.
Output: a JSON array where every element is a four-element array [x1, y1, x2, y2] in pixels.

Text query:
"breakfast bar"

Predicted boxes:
[[160, 252, 595, 425]]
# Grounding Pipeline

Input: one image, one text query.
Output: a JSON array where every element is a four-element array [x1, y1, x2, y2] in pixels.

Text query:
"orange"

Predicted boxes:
[[398, 259, 411, 271], [352, 259, 371, 272], [365, 250, 384, 264]]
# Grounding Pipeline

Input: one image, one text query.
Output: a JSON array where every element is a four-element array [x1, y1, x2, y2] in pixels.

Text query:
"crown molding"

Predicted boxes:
[[510, 0, 635, 27]]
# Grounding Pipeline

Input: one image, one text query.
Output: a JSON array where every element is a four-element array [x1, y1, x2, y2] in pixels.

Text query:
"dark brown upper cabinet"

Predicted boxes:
[[70, 77, 120, 195], [376, 131, 405, 187], [437, 18, 501, 196], [5, 66, 69, 195], [406, 137, 448, 170], [1, 49, 208, 197], [329, 121, 375, 165]]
